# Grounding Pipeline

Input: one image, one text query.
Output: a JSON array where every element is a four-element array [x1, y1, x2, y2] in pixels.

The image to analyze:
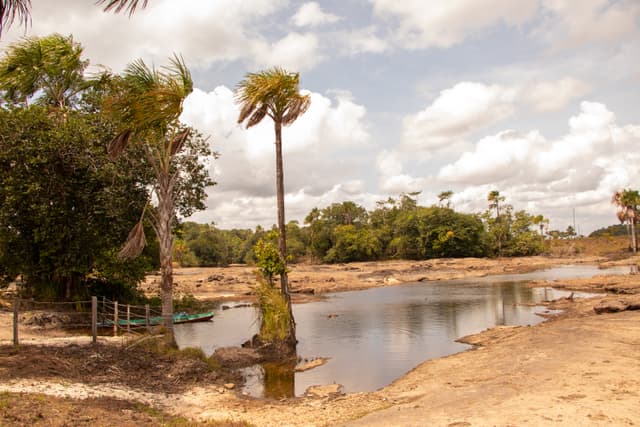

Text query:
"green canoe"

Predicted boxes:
[[104, 311, 214, 327]]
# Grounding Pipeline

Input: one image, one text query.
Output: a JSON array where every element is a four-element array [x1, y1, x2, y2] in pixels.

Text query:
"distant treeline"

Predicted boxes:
[[175, 193, 549, 266]]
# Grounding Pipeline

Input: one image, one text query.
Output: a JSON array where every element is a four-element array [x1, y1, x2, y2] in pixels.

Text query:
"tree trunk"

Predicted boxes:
[[157, 172, 175, 344], [632, 218, 638, 253], [274, 121, 296, 352]]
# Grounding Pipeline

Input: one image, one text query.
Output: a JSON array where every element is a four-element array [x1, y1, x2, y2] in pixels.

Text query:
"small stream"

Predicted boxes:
[[175, 264, 626, 398]]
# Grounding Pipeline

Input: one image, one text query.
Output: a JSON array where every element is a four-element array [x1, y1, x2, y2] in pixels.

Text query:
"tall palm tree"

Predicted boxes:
[[612, 189, 639, 253], [236, 67, 311, 351], [104, 55, 193, 342], [0, 34, 87, 110], [0, 0, 31, 36]]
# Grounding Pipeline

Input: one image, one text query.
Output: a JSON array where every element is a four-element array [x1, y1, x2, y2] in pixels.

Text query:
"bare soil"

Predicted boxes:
[[2, 242, 640, 426]]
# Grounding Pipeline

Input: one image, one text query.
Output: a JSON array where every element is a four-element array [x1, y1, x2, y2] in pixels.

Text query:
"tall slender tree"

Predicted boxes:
[[104, 55, 202, 342], [612, 189, 639, 253], [236, 67, 310, 352], [438, 190, 453, 208]]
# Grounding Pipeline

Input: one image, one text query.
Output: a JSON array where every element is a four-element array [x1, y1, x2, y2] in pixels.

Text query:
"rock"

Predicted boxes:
[[384, 277, 401, 285], [305, 383, 343, 398], [207, 274, 224, 282], [224, 383, 236, 390], [212, 346, 263, 368], [291, 287, 315, 294], [295, 357, 329, 372], [594, 300, 629, 314]]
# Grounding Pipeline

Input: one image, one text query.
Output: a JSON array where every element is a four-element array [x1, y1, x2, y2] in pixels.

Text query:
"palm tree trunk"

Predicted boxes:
[[274, 121, 296, 350], [157, 171, 175, 343], [632, 218, 638, 253]]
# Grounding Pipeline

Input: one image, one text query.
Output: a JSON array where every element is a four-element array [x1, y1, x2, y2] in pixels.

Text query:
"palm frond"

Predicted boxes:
[[282, 94, 311, 126], [0, 0, 31, 35], [119, 219, 147, 260], [169, 128, 189, 156], [247, 104, 268, 128], [96, 0, 148, 16], [107, 129, 132, 160]]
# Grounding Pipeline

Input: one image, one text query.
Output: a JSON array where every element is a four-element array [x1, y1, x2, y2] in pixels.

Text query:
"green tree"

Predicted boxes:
[[612, 189, 639, 252], [438, 190, 454, 208], [104, 56, 212, 341], [236, 67, 310, 354], [0, 105, 154, 300]]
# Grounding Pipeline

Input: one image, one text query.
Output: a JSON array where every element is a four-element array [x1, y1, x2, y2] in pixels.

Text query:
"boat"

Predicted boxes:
[[103, 311, 214, 327]]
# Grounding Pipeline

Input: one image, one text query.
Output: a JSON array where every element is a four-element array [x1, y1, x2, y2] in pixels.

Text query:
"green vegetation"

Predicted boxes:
[[0, 35, 211, 306]]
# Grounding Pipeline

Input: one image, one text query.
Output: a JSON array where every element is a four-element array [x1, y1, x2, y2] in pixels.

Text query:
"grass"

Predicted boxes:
[[130, 335, 221, 371], [254, 279, 291, 343]]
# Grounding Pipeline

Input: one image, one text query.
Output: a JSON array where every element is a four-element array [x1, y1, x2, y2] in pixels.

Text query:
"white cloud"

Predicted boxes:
[[180, 86, 373, 228], [371, 0, 538, 49], [250, 32, 324, 72], [524, 78, 591, 112], [291, 2, 340, 27], [339, 26, 390, 55], [539, 0, 640, 48], [376, 149, 426, 193], [435, 102, 640, 232], [403, 82, 517, 150]]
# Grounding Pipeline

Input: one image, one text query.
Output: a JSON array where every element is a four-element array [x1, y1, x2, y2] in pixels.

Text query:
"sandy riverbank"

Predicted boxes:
[[2, 255, 640, 426]]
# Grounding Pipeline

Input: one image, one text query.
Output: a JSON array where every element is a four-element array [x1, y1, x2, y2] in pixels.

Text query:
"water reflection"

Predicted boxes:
[[175, 265, 623, 398]]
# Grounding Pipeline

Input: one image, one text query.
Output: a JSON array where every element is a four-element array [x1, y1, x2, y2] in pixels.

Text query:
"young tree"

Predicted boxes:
[[0, 34, 87, 110], [612, 189, 639, 252], [438, 190, 454, 208], [236, 67, 310, 353], [104, 56, 212, 342]]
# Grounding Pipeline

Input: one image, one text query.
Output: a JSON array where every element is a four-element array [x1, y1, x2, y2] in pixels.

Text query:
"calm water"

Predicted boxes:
[[175, 265, 624, 397]]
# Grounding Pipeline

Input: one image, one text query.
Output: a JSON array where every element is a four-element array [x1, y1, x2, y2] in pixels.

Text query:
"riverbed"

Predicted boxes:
[[175, 264, 626, 398]]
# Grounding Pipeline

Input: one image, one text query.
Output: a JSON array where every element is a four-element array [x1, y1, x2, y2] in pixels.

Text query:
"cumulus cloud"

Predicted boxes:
[[524, 78, 591, 112], [1, 0, 319, 73], [371, 0, 538, 49], [403, 82, 517, 150], [539, 0, 640, 48], [339, 26, 390, 55], [291, 2, 340, 27], [250, 32, 324, 72], [436, 102, 640, 232], [180, 86, 373, 228]]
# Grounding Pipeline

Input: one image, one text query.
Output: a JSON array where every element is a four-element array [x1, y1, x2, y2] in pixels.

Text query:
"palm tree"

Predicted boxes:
[[438, 190, 453, 208], [612, 189, 639, 253], [0, 34, 87, 110], [96, 0, 148, 16], [0, 0, 31, 36], [236, 67, 311, 351], [104, 55, 193, 342]]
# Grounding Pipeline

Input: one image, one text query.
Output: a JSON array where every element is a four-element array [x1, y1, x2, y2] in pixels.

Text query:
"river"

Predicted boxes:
[[175, 264, 625, 398]]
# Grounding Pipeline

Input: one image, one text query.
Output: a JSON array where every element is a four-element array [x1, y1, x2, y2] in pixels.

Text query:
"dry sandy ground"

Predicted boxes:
[[144, 255, 606, 302], [2, 256, 640, 426]]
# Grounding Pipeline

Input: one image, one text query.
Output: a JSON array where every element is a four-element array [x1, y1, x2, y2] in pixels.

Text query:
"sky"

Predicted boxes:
[[3, 0, 639, 234]]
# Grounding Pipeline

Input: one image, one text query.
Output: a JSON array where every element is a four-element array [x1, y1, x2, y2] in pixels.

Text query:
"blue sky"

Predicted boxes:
[[3, 0, 639, 234]]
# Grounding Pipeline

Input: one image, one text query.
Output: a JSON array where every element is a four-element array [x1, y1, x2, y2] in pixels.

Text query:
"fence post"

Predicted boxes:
[[13, 298, 19, 346], [126, 304, 130, 333], [113, 301, 118, 336], [91, 296, 97, 344], [145, 304, 150, 333]]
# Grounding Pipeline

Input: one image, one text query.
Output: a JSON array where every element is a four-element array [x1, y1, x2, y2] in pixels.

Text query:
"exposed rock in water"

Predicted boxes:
[[305, 383, 343, 398], [295, 357, 329, 372], [212, 347, 263, 368]]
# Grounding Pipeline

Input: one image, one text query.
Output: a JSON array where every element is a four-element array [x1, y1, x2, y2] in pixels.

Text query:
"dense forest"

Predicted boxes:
[[174, 193, 550, 267]]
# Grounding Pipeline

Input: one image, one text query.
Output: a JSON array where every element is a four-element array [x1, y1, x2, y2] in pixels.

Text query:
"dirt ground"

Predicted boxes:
[[144, 255, 605, 303], [2, 249, 640, 426]]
